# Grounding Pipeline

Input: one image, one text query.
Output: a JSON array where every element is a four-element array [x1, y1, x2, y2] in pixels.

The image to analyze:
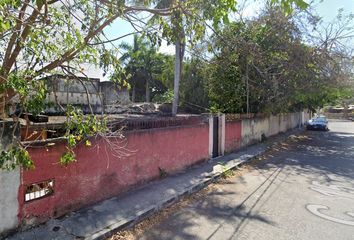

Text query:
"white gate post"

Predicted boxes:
[[208, 116, 214, 159], [218, 114, 225, 156]]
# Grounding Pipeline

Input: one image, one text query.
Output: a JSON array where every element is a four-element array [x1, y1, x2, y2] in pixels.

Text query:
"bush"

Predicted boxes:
[[153, 90, 174, 104]]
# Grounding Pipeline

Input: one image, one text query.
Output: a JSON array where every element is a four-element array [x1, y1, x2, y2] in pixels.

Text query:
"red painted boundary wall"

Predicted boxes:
[[225, 120, 242, 153], [18, 123, 209, 224]]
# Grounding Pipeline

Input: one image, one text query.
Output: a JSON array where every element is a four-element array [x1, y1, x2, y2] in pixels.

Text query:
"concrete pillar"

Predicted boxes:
[[0, 121, 21, 236], [208, 116, 213, 159], [218, 114, 225, 156]]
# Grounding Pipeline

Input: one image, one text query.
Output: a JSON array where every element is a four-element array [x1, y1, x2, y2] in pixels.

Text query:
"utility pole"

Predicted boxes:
[[172, 40, 182, 116], [146, 78, 150, 102], [246, 59, 250, 114], [171, 0, 184, 116]]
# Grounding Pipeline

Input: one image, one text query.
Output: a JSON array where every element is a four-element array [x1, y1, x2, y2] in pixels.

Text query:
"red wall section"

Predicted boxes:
[[225, 121, 242, 153], [19, 124, 209, 223]]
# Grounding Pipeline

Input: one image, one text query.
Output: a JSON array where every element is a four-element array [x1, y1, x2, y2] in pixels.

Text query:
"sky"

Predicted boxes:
[[315, 0, 354, 20], [103, 0, 354, 55], [85, 0, 353, 80]]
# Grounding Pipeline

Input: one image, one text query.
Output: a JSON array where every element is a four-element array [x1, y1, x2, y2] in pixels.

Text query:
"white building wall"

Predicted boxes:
[[0, 122, 21, 236], [0, 169, 20, 235], [47, 92, 102, 105]]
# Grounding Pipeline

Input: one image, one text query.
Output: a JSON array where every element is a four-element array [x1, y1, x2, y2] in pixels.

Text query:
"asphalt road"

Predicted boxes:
[[139, 120, 354, 240]]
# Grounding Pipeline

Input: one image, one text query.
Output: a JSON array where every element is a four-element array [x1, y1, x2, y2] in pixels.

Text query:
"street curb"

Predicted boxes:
[[86, 129, 303, 240]]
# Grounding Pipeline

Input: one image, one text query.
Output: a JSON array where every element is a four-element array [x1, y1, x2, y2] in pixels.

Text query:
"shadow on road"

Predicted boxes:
[[139, 121, 354, 240]]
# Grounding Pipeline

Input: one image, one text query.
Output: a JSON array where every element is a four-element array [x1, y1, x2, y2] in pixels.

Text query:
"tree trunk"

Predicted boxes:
[[0, 89, 15, 119], [132, 84, 136, 102], [246, 61, 250, 114], [343, 101, 349, 119], [0, 93, 6, 119], [145, 79, 150, 102], [172, 40, 182, 116]]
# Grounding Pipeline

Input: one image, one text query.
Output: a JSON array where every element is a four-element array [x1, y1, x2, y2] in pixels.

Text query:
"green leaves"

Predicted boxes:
[[60, 106, 108, 166], [35, 0, 45, 8], [0, 71, 49, 115], [0, 16, 10, 32], [0, 0, 313, 169], [0, 147, 34, 170], [206, 7, 345, 114], [270, 0, 309, 15], [153, 89, 174, 103], [119, 34, 171, 101], [60, 149, 76, 166]]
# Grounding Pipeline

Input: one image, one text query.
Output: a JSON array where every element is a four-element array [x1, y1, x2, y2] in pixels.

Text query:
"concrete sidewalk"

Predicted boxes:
[[7, 129, 303, 240]]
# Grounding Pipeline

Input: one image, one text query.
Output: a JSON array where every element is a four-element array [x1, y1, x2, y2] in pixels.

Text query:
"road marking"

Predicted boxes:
[[306, 204, 354, 226], [310, 181, 354, 199], [285, 158, 299, 163]]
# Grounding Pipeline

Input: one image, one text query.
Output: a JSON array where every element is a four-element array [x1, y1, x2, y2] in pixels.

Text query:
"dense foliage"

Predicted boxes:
[[119, 35, 171, 102], [204, 9, 353, 113], [119, 8, 353, 115], [0, 0, 241, 168], [0, 0, 346, 169]]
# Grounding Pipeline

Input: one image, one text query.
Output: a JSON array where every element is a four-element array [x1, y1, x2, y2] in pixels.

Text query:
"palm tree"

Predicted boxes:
[[120, 34, 162, 102]]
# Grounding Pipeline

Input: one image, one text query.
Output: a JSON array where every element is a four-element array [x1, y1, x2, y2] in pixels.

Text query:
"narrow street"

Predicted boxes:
[[138, 120, 354, 240]]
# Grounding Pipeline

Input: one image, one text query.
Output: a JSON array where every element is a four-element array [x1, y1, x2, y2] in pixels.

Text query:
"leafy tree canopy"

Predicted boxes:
[[0, 0, 311, 169], [205, 7, 353, 114]]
